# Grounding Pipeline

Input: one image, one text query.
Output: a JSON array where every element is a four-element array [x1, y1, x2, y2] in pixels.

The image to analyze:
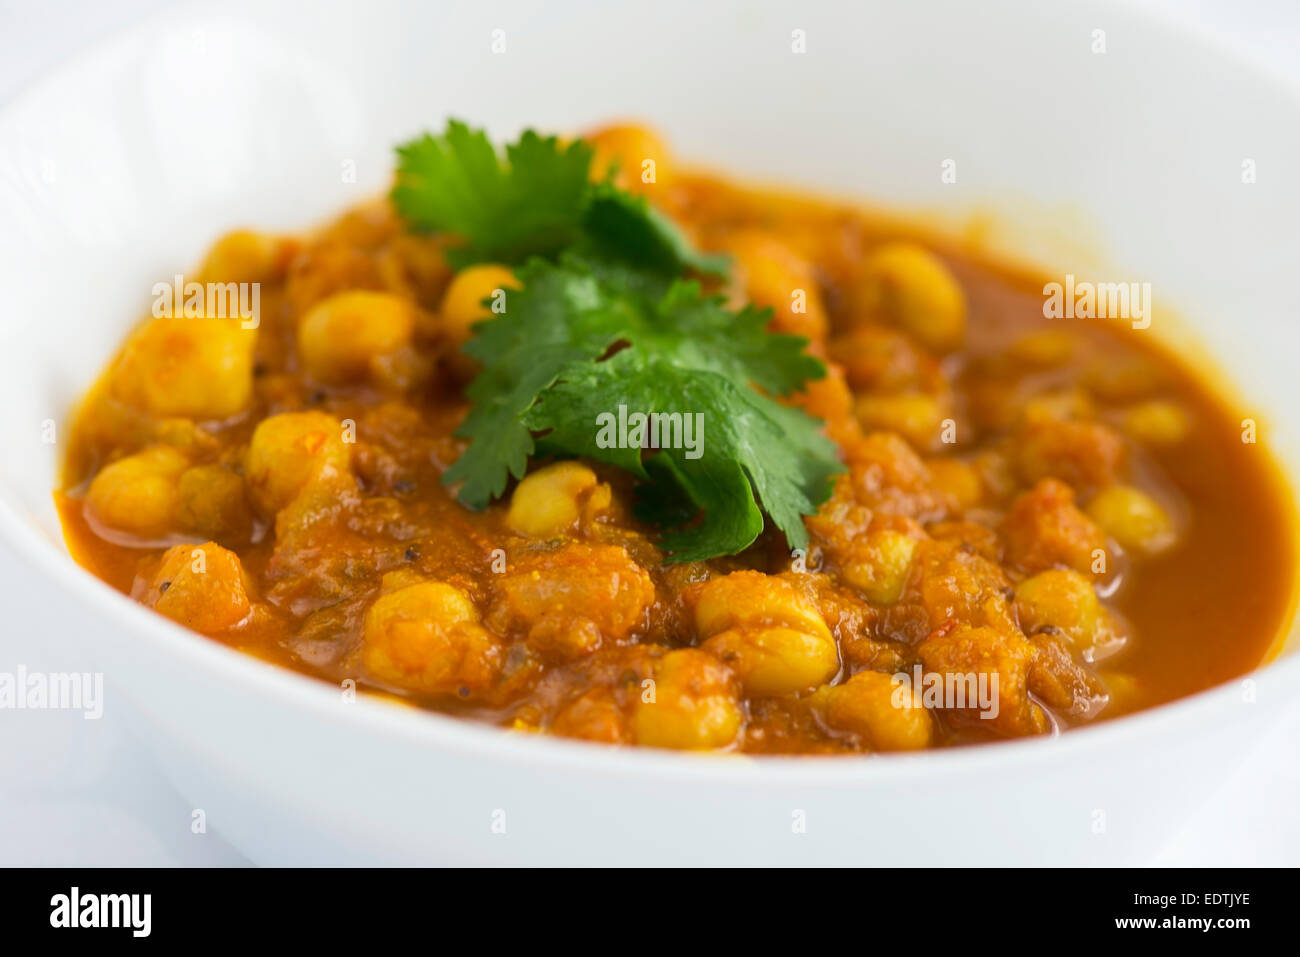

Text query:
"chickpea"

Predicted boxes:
[[853, 392, 947, 452], [841, 529, 919, 605], [1020, 388, 1095, 425], [1084, 355, 1162, 401], [1086, 485, 1176, 555], [633, 648, 741, 750], [726, 230, 828, 343], [148, 542, 251, 632], [856, 242, 966, 353], [87, 446, 189, 538], [244, 411, 352, 515], [814, 671, 933, 751], [175, 464, 253, 541], [297, 290, 416, 385], [362, 581, 503, 696], [925, 458, 983, 509], [695, 571, 838, 695], [586, 123, 673, 193], [506, 461, 604, 537], [703, 626, 838, 697], [112, 317, 255, 419], [1015, 568, 1121, 655], [694, 570, 825, 644], [197, 229, 288, 284], [439, 264, 520, 346], [1008, 329, 1076, 368], [1123, 400, 1192, 446]]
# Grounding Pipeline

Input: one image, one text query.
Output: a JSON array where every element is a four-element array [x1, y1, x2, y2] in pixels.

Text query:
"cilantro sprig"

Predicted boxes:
[[393, 121, 727, 276], [392, 121, 843, 561]]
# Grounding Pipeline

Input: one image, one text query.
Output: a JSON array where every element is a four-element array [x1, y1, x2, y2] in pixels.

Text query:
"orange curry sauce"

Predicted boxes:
[[57, 129, 1298, 753]]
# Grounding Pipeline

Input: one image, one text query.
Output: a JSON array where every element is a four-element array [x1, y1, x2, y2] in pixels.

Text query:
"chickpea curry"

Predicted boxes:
[[57, 122, 1298, 754]]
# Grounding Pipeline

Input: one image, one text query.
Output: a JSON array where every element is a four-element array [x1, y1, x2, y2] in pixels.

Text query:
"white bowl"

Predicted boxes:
[[1, 0, 1298, 865]]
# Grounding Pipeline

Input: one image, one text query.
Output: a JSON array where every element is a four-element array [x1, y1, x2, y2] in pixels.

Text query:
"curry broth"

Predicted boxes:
[[57, 146, 1299, 753], [670, 174, 1298, 716]]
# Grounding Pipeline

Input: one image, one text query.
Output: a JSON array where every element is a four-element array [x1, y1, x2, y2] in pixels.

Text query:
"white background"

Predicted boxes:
[[0, 0, 1297, 866]]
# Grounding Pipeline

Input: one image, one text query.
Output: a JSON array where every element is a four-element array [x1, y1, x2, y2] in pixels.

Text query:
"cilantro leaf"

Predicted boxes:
[[392, 121, 725, 277], [444, 258, 842, 559], [577, 184, 730, 278], [641, 452, 765, 561], [526, 355, 833, 560], [396, 121, 843, 560], [392, 122, 592, 268], [440, 263, 619, 506]]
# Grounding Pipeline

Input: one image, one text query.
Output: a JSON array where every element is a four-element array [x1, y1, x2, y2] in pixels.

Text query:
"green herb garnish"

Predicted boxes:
[[392, 121, 843, 560], [393, 121, 727, 276]]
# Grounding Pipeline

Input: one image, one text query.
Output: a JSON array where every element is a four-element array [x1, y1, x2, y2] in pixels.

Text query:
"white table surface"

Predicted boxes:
[[0, 0, 1297, 867]]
